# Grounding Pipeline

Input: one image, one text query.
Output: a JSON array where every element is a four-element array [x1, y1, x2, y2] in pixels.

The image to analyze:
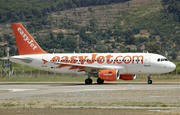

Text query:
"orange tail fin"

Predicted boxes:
[[11, 23, 48, 55]]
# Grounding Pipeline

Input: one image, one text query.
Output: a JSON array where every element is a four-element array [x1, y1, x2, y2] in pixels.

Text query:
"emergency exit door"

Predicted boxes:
[[144, 55, 151, 67]]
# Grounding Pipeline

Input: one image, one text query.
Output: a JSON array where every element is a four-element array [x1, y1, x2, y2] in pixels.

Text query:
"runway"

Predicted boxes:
[[0, 82, 180, 115], [0, 82, 179, 100]]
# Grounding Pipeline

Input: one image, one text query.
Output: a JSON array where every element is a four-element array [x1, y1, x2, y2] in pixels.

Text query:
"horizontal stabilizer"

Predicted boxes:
[[10, 57, 33, 63], [0, 57, 9, 61]]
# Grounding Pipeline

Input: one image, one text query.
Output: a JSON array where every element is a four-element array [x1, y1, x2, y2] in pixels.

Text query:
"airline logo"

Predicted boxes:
[[17, 27, 37, 50], [103, 71, 113, 76], [51, 54, 143, 65]]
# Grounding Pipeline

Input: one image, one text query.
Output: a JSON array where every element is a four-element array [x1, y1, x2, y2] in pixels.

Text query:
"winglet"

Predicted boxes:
[[11, 23, 48, 55]]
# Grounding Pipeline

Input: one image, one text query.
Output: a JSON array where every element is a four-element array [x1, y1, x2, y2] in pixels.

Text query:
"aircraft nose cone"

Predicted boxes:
[[168, 62, 176, 71]]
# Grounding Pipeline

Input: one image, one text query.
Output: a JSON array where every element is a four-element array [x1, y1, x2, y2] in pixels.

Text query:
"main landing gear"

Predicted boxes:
[[85, 74, 93, 84], [85, 74, 104, 84], [97, 78, 104, 84], [85, 78, 92, 84], [147, 74, 152, 84]]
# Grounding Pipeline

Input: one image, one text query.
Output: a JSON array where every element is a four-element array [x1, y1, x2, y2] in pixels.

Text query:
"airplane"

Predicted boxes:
[[4, 23, 176, 84]]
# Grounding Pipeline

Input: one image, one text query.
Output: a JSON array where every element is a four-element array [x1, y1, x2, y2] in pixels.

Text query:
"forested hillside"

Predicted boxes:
[[0, 0, 180, 61], [0, 0, 130, 23]]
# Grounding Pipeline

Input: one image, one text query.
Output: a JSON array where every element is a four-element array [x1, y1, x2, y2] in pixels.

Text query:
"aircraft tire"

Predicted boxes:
[[97, 78, 104, 84], [147, 80, 152, 84], [85, 79, 92, 84]]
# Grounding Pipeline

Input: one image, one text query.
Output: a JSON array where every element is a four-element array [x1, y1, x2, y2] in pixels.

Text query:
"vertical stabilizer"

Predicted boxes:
[[11, 23, 48, 55]]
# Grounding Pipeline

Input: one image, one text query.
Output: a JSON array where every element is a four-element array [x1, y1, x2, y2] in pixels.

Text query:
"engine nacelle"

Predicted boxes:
[[119, 74, 136, 80], [98, 69, 119, 81]]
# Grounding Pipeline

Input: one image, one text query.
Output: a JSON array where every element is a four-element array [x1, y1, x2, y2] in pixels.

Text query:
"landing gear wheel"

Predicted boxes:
[[97, 78, 104, 84], [85, 79, 92, 84], [147, 80, 152, 84], [147, 74, 152, 84]]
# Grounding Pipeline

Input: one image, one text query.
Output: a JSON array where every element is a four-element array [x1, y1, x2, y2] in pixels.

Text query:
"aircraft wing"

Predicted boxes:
[[49, 60, 126, 73]]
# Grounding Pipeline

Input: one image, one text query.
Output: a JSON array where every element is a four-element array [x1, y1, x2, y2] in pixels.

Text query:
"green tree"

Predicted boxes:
[[9, 47, 15, 55], [139, 37, 148, 43], [0, 36, 2, 41], [57, 32, 64, 41], [127, 2, 130, 8], [51, 5, 57, 12], [50, 32, 56, 42], [3, 34, 11, 43], [65, 36, 78, 51], [123, 31, 135, 45], [72, 4, 76, 11], [112, 42, 116, 48], [78, 11, 82, 22], [147, 43, 161, 54], [89, 18, 98, 28], [79, 26, 87, 34], [88, 7, 94, 16], [169, 51, 178, 60], [73, 11, 77, 21]]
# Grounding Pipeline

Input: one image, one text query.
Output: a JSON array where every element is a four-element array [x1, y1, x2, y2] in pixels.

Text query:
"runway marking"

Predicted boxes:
[[1, 89, 36, 92], [151, 96, 164, 97], [149, 110, 172, 112], [149, 110, 161, 112], [65, 89, 128, 92]]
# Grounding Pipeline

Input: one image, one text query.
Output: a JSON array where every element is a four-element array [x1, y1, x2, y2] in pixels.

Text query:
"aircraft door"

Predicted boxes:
[[144, 55, 151, 67], [42, 55, 47, 67]]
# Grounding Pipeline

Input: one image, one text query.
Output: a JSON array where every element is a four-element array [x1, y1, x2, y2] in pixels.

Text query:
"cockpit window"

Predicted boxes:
[[157, 58, 160, 62], [157, 58, 168, 62]]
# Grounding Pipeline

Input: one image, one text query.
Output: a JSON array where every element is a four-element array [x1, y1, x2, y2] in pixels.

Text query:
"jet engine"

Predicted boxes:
[[98, 69, 119, 81], [119, 74, 136, 80]]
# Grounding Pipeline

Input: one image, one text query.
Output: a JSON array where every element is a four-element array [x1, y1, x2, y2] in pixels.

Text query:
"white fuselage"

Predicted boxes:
[[9, 53, 176, 75]]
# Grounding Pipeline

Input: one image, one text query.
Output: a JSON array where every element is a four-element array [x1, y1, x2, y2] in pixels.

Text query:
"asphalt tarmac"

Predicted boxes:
[[0, 82, 179, 100], [0, 82, 180, 115]]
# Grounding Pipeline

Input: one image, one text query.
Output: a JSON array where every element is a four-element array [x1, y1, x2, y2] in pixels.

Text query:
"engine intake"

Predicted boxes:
[[98, 69, 119, 81]]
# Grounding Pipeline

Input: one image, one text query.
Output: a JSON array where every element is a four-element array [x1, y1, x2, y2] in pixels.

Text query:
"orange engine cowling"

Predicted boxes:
[[99, 69, 119, 81], [119, 74, 136, 80]]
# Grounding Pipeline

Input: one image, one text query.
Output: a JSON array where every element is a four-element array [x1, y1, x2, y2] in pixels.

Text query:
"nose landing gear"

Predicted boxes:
[[147, 74, 152, 84]]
